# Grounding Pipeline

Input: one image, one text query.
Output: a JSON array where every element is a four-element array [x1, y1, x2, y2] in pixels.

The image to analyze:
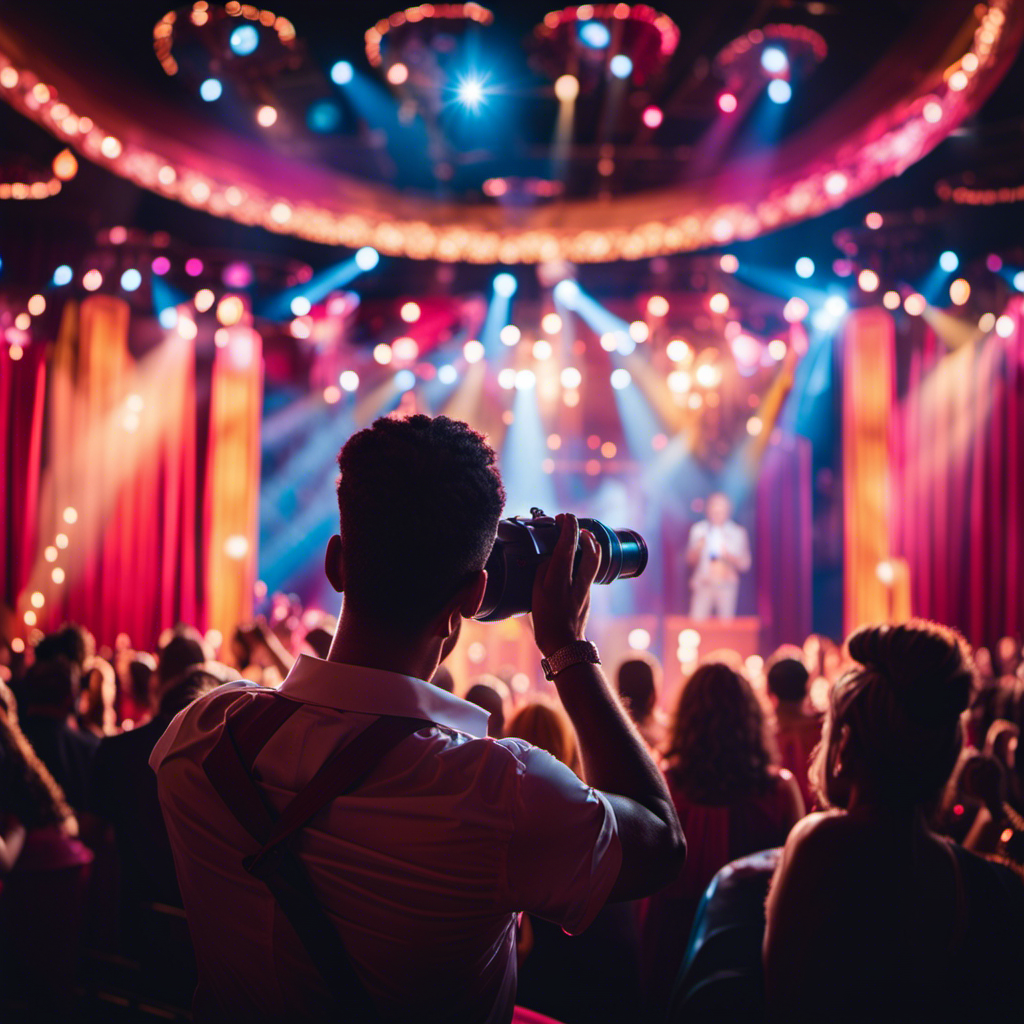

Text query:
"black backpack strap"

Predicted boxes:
[[202, 690, 431, 1022]]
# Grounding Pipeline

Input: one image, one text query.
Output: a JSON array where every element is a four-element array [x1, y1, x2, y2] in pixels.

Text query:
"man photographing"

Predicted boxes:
[[686, 491, 751, 621], [152, 414, 685, 1023]]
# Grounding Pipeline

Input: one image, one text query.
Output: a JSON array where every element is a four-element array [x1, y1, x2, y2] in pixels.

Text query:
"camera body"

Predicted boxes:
[[475, 508, 648, 622]]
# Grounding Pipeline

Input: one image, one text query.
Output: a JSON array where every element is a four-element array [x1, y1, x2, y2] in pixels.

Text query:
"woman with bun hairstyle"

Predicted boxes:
[[764, 621, 1024, 1022]]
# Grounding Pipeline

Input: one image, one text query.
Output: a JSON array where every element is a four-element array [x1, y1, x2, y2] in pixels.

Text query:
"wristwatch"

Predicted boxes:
[[541, 640, 601, 680]]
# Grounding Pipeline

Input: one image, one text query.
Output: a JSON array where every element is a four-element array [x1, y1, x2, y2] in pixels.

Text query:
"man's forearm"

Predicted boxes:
[[552, 661, 671, 812]]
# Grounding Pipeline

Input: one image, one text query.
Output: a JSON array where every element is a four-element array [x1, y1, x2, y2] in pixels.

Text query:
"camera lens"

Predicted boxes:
[[476, 511, 647, 622]]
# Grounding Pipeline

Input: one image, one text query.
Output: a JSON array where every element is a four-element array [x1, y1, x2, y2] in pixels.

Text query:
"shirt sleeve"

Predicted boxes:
[[501, 740, 622, 935]]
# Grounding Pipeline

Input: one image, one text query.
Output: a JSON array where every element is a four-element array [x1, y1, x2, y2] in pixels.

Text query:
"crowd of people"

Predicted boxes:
[[1, 414, 1023, 1023], [3, 612, 1023, 1021]]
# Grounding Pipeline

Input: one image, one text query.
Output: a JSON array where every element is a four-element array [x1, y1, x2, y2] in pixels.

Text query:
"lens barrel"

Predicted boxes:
[[476, 512, 647, 622]]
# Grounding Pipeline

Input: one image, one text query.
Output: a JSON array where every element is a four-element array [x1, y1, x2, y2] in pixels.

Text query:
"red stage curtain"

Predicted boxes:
[[0, 341, 47, 627], [7, 297, 205, 649], [893, 299, 1024, 646]]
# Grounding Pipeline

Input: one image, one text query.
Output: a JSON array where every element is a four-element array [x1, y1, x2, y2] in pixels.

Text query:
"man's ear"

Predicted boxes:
[[436, 570, 487, 639], [325, 534, 345, 593]]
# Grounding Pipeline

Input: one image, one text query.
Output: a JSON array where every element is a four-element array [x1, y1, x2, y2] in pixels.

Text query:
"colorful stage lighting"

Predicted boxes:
[[579, 20, 610, 48], [151, 256, 171, 276], [230, 24, 260, 56], [795, 257, 815, 278], [256, 105, 278, 127], [394, 369, 416, 391], [1014, 271, 1024, 291], [53, 264, 73, 286], [718, 92, 738, 113], [463, 339, 484, 363], [331, 61, 354, 85], [610, 54, 633, 79], [610, 368, 632, 390], [387, 63, 409, 85], [290, 296, 312, 316], [642, 106, 663, 129], [493, 272, 518, 297], [554, 74, 580, 102], [515, 369, 536, 390], [500, 324, 521, 346], [307, 101, 341, 132], [825, 295, 848, 318], [438, 364, 458, 385], [456, 74, 486, 111], [200, 78, 223, 102], [498, 368, 516, 390], [560, 366, 582, 389], [767, 79, 792, 104], [761, 46, 789, 75], [355, 246, 380, 271], [553, 279, 580, 308], [939, 250, 959, 273], [158, 307, 178, 329], [339, 370, 359, 392]]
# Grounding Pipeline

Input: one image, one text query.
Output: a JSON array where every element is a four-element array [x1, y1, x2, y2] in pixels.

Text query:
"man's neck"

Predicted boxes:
[[326, 610, 441, 683]]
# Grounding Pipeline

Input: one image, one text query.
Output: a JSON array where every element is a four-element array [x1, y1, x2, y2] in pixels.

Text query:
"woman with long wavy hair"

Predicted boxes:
[[641, 661, 803, 1012]]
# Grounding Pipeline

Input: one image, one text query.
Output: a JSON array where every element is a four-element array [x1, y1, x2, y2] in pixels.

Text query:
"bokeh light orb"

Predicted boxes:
[[200, 78, 223, 102], [493, 272, 518, 297], [767, 79, 792, 104], [554, 74, 580, 102], [579, 20, 610, 48], [355, 246, 380, 271], [610, 54, 633, 79], [331, 60, 354, 85], [230, 24, 260, 56]]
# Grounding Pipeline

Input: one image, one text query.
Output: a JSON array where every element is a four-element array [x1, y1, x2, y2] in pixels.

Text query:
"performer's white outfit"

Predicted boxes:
[[687, 519, 751, 621]]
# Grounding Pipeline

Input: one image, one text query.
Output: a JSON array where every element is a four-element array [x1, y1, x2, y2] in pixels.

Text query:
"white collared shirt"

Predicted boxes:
[[150, 655, 621, 1024]]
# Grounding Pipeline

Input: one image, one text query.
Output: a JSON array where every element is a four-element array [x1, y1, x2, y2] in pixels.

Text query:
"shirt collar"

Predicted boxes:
[[278, 654, 488, 739]]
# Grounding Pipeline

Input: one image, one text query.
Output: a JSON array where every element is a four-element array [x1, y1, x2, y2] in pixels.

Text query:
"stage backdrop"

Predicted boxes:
[[891, 298, 1024, 647], [1, 297, 261, 650]]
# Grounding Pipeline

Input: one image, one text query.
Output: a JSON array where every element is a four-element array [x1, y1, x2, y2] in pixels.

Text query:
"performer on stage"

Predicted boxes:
[[686, 492, 751, 621]]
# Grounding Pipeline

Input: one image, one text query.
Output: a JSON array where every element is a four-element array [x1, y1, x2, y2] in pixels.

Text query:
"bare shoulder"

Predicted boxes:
[[784, 809, 849, 856]]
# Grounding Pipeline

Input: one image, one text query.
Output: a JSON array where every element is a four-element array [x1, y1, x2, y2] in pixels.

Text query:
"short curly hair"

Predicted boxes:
[[336, 415, 505, 625]]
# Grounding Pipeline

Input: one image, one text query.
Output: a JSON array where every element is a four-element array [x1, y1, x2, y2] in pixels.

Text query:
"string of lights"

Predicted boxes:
[[1, 4, 1014, 262]]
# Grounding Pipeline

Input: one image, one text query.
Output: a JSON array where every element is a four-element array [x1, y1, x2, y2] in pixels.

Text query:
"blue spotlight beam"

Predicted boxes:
[[259, 255, 375, 320], [500, 388, 558, 518]]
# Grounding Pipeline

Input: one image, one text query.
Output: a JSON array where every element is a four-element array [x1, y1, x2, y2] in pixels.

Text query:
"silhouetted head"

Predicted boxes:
[[465, 676, 508, 737], [158, 633, 210, 688], [811, 621, 974, 812], [616, 653, 661, 723], [767, 653, 811, 705]]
